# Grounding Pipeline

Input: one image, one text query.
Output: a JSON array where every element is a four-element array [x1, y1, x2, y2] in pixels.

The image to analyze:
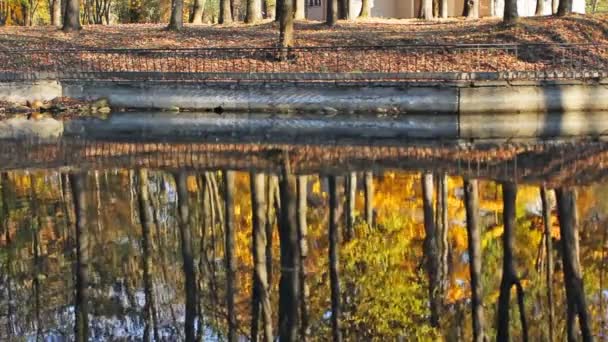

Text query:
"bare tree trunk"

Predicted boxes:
[[358, 0, 370, 17], [345, 173, 356, 241], [437, 174, 449, 300], [71, 173, 89, 342], [266, 175, 279, 288], [464, 179, 484, 342], [278, 156, 300, 342], [264, 0, 275, 19], [220, 0, 233, 23], [190, 0, 205, 23], [294, 0, 305, 19], [535, 0, 544, 15], [420, 0, 433, 18], [364, 172, 373, 228], [197, 174, 211, 342], [496, 182, 529, 342], [326, 0, 337, 25], [61, 174, 74, 227], [232, 0, 241, 21], [138, 170, 161, 342], [246, 0, 262, 23], [22, 4, 31, 26], [439, 0, 447, 17], [0, 173, 9, 240], [275, 0, 283, 21], [51, 0, 62, 26], [175, 172, 197, 342], [337, 0, 348, 19], [422, 173, 441, 328], [503, 0, 517, 23], [297, 175, 309, 340], [540, 187, 555, 342], [30, 175, 43, 341], [601, 212, 607, 341], [224, 170, 238, 342], [556, 188, 593, 342], [279, 0, 293, 47], [201, 172, 223, 339], [251, 173, 273, 342], [62, 0, 81, 31], [1, 173, 14, 339], [556, 0, 571, 16], [168, 0, 184, 30], [464, 0, 479, 18], [329, 175, 343, 342]]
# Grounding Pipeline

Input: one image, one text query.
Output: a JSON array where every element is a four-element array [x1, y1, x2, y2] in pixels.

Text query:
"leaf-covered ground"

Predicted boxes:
[[1, 15, 606, 79], [0, 14, 607, 50]]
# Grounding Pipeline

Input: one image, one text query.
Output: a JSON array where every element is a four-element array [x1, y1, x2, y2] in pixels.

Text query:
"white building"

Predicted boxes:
[[305, 0, 584, 20]]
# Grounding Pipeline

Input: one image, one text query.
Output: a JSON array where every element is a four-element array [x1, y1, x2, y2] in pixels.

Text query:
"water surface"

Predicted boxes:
[[1, 137, 607, 341]]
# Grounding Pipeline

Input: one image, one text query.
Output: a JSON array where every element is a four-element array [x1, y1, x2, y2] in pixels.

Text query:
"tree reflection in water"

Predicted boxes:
[[1, 144, 608, 341]]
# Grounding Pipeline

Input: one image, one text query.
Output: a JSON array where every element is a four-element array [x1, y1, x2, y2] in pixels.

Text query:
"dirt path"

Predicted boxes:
[[0, 15, 606, 50]]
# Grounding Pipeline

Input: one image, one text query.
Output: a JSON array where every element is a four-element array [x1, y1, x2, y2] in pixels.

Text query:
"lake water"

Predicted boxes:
[[0, 136, 607, 341]]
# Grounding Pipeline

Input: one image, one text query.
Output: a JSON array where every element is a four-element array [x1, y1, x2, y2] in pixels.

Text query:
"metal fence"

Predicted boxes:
[[0, 43, 606, 82]]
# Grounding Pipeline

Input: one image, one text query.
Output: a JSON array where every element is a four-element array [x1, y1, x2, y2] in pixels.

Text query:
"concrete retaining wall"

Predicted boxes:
[[0, 81, 62, 104], [460, 84, 608, 113], [2, 80, 608, 115], [62, 82, 459, 114]]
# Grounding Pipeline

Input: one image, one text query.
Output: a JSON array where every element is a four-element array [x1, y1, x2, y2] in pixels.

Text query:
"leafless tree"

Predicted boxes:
[[496, 182, 528, 342], [250, 173, 273, 342], [278, 155, 300, 342], [556, 188, 593, 342], [62, 0, 81, 31], [279, 0, 294, 47], [220, 0, 233, 23], [422, 173, 441, 328], [329, 175, 343, 342], [70, 173, 89, 342], [540, 187, 555, 342], [175, 171, 197, 342], [464, 179, 484, 342], [168, 0, 184, 30]]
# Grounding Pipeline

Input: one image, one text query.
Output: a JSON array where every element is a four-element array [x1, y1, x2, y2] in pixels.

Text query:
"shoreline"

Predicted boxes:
[[2, 79, 608, 115]]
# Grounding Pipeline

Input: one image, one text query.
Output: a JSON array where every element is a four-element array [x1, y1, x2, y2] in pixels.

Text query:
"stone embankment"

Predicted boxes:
[[3, 79, 608, 114], [0, 79, 607, 140]]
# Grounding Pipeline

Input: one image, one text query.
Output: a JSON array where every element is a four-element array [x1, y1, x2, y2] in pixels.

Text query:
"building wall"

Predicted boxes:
[[396, 0, 416, 18], [494, 0, 585, 16], [371, 0, 397, 17], [307, 0, 326, 20], [304, 0, 583, 20]]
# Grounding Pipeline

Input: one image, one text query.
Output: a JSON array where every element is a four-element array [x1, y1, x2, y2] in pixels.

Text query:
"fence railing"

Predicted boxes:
[[1, 43, 606, 82]]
